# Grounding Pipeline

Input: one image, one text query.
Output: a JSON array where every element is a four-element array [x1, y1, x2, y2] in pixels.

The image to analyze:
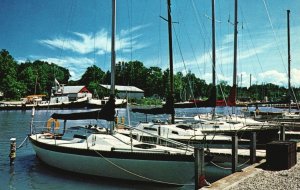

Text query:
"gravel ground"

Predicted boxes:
[[227, 153, 300, 190]]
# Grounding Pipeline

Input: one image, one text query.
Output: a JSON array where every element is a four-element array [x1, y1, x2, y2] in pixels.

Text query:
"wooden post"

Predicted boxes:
[[232, 135, 238, 173], [250, 132, 256, 164], [9, 138, 16, 166], [63, 120, 67, 134], [195, 147, 204, 190], [157, 126, 161, 144], [280, 125, 285, 141]]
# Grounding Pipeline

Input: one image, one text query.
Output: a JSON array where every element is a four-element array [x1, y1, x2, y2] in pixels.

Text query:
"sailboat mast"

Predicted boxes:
[[232, 0, 238, 112], [111, 0, 116, 95], [233, 0, 238, 87], [109, 0, 116, 134], [167, 0, 175, 124], [212, 0, 216, 87], [212, 0, 216, 117], [287, 9, 291, 112]]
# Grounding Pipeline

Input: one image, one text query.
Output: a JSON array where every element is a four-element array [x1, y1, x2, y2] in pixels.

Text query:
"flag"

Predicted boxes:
[[55, 78, 60, 85]]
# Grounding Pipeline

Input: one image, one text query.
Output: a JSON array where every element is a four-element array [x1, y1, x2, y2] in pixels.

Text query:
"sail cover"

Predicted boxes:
[[51, 95, 116, 121]]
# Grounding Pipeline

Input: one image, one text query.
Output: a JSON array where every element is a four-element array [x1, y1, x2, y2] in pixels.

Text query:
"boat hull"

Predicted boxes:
[[29, 136, 194, 185]]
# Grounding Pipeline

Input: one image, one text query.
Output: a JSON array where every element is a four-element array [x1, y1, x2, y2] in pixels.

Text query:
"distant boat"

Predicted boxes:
[[170, 0, 278, 146], [29, 0, 195, 186], [174, 86, 236, 108], [0, 85, 127, 110], [248, 10, 300, 121]]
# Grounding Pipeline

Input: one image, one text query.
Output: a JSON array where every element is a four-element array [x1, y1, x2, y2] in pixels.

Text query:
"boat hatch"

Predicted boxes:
[[143, 127, 157, 131], [73, 134, 87, 139], [227, 121, 240, 124], [133, 144, 156, 149], [176, 125, 193, 130]]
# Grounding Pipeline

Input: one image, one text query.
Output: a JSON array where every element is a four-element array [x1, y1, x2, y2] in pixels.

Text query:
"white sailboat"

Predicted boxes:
[[120, 0, 245, 145], [29, 0, 195, 186]]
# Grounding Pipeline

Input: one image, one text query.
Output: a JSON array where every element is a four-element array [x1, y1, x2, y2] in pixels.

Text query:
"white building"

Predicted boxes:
[[52, 85, 92, 102], [100, 85, 144, 99]]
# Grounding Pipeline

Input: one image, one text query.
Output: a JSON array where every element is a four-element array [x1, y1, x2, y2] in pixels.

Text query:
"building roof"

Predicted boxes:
[[100, 85, 144, 93], [62, 86, 87, 94]]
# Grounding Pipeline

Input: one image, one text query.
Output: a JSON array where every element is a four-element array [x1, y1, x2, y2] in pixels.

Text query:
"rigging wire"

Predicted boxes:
[[93, 150, 193, 186], [239, 7, 264, 81], [261, 0, 287, 78], [262, 0, 299, 106], [172, 26, 196, 102]]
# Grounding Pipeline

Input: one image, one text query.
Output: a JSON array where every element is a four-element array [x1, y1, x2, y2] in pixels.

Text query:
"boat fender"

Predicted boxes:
[[121, 116, 125, 124], [198, 175, 211, 188], [114, 117, 118, 124], [46, 118, 60, 131]]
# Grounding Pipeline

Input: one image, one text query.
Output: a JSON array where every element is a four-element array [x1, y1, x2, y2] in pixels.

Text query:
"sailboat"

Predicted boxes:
[[249, 10, 300, 122], [29, 0, 196, 186], [149, 0, 276, 145], [173, 0, 236, 109], [122, 0, 242, 146]]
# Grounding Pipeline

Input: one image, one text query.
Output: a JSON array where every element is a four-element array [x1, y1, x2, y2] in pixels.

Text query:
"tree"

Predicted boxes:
[[78, 65, 106, 98], [145, 67, 164, 98], [0, 49, 25, 99]]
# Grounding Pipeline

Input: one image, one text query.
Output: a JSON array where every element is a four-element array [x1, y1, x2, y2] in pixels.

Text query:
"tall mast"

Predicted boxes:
[[109, 0, 116, 134], [233, 0, 238, 112], [111, 0, 116, 95], [167, 0, 175, 124], [287, 9, 291, 112], [212, 0, 216, 88], [212, 0, 216, 117]]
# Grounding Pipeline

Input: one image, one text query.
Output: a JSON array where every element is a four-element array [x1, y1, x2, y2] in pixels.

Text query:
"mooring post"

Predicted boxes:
[[63, 120, 67, 134], [157, 126, 161, 144], [9, 138, 16, 166], [232, 134, 238, 173], [280, 125, 285, 141], [250, 132, 256, 164], [195, 147, 204, 190]]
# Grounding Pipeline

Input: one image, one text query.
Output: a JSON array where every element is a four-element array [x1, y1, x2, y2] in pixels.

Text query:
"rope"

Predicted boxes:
[[17, 136, 29, 149], [93, 150, 193, 186], [210, 159, 250, 170]]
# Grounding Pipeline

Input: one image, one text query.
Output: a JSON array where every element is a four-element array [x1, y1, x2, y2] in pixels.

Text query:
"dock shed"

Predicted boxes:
[[100, 85, 144, 99], [55, 86, 92, 101]]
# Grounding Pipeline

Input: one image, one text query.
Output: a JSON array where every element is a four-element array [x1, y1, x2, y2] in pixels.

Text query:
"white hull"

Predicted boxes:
[[117, 122, 236, 143], [30, 134, 194, 185]]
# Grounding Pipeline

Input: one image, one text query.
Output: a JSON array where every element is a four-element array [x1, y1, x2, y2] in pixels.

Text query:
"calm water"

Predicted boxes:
[[0, 106, 285, 190]]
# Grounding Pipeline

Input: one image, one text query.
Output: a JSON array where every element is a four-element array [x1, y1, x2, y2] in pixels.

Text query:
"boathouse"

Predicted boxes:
[[54, 85, 92, 101], [100, 84, 144, 99]]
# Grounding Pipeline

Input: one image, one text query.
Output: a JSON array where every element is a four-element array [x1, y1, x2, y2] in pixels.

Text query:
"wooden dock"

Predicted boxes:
[[201, 143, 300, 190]]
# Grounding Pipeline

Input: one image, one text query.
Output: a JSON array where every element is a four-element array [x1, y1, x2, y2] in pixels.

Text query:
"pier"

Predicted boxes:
[[201, 143, 300, 190]]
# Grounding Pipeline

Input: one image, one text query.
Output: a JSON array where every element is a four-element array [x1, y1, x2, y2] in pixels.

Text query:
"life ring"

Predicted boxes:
[[46, 118, 60, 130]]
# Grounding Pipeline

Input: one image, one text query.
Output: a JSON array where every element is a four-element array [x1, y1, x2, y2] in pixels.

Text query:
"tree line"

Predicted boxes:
[[0, 49, 299, 102]]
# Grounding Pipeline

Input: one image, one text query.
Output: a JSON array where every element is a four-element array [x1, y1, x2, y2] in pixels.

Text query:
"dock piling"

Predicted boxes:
[[9, 138, 16, 166], [250, 132, 257, 164], [280, 125, 285, 141], [232, 135, 238, 173], [195, 147, 205, 189]]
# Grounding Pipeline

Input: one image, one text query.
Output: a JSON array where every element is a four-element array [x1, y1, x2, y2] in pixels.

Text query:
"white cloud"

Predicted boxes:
[[258, 70, 287, 86], [291, 68, 300, 87], [38, 25, 149, 55], [41, 57, 94, 80]]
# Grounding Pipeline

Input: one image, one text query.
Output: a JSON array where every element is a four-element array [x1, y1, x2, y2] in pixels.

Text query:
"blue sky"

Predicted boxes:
[[1, 0, 300, 88]]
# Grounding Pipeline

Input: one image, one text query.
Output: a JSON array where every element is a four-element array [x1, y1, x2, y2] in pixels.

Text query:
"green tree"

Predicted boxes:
[[0, 49, 25, 99], [79, 65, 106, 98]]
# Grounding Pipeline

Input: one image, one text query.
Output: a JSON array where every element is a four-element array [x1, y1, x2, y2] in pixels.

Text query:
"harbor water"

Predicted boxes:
[[0, 107, 286, 190]]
